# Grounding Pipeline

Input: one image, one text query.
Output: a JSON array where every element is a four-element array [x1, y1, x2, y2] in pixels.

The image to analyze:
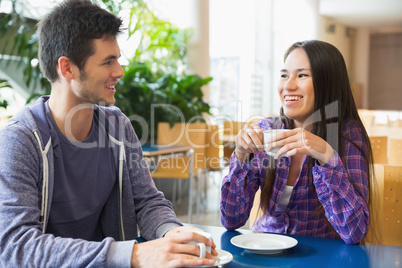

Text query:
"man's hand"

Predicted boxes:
[[131, 229, 217, 268]]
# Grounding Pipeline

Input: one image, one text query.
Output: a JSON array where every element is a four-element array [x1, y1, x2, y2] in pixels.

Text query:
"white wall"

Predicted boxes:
[[271, 0, 321, 115], [149, 0, 210, 100], [351, 29, 370, 108], [318, 16, 372, 108], [318, 17, 352, 68]]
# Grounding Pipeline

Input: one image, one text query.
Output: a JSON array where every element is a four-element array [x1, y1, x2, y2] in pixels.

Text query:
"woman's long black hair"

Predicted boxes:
[[259, 40, 374, 240]]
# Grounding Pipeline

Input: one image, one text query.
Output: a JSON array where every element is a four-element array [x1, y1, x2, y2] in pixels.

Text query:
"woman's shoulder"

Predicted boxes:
[[342, 119, 365, 134], [342, 119, 368, 144]]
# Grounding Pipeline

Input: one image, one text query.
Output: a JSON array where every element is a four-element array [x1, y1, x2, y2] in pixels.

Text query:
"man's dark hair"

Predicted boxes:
[[38, 0, 123, 82]]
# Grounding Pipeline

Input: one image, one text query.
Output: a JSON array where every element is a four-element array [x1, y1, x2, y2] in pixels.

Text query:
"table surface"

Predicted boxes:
[[184, 224, 402, 268]]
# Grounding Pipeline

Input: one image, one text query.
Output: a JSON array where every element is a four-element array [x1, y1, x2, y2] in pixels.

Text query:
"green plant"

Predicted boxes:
[[0, 79, 10, 108], [127, 0, 193, 75], [0, 0, 51, 99], [116, 62, 211, 143], [114, 1, 212, 143]]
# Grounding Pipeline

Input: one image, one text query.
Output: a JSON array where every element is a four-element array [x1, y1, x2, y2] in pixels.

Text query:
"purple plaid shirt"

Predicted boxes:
[[220, 118, 369, 244]]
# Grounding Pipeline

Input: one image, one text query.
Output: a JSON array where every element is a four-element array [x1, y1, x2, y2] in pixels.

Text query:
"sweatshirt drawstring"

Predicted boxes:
[[33, 129, 52, 233], [108, 134, 126, 241]]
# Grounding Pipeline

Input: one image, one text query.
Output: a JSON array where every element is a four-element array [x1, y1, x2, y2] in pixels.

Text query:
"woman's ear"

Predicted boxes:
[[58, 56, 74, 80]]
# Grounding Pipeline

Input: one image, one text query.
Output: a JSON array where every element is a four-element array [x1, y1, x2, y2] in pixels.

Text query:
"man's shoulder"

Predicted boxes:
[[0, 106, 40, 151], [10, 96, 49, 130], [5, 106, 37, 132]]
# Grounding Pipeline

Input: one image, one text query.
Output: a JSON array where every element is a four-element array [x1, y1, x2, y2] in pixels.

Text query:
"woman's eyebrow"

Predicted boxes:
[[297, 68, 311, 72], [280, 68, 311, 72]]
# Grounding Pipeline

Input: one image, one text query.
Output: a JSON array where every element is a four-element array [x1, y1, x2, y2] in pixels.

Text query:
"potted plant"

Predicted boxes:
[[116, 61, 212, 144], [115, 0, 212, 144]]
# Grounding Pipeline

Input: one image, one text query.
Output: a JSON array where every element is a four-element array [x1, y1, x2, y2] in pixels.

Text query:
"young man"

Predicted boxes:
[[0, 0, 216, 267]]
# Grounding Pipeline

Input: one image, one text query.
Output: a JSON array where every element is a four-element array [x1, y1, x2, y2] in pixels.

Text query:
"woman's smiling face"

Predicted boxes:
[[277, 48, 315, 128]]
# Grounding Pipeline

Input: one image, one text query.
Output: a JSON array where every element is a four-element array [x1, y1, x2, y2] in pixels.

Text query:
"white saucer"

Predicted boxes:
[[230, 233, 298, 255], [196, 249, 233, 267]]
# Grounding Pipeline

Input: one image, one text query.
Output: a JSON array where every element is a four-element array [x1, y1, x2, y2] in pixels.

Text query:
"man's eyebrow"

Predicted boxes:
[[103, 54, 121, 61]]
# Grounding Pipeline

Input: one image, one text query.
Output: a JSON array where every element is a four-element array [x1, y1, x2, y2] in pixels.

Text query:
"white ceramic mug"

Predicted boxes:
[[186, 230, 212, 258], [263, 129, 291, 157], [186, 242, 206, 258]]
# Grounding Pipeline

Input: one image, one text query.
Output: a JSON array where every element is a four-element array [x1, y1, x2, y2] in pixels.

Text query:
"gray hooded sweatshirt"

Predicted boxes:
[[0, 96, 182, 267]]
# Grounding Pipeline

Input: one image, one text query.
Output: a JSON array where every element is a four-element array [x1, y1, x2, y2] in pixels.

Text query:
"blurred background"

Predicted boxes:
[[1, 0, 401, 226], [1, 0, 401, 124]]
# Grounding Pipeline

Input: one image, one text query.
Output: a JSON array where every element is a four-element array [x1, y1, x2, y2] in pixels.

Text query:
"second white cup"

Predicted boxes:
[[186, 230, 212, 258], [263, 129, 291, 157]]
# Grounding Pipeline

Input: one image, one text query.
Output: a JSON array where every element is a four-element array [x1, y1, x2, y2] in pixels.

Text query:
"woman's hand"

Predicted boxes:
[[267, 128, 334, 165], [131, 227, 217, 268], [234, 125, 264, 161]]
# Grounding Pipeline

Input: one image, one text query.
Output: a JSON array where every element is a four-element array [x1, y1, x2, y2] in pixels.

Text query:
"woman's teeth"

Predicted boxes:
[[285, 96, 302, 101]]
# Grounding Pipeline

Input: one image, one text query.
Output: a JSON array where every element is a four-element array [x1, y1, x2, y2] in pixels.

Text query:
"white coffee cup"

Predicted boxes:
[[263, 129, 291, 158], [186, 242, 207, 258], [186, 230, 212, 258]]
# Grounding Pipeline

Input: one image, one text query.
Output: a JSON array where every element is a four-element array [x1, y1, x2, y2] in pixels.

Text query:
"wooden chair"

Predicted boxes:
[[382, 165, 402, 247], [222, 121, 247, 164], [389, 139, 402, 166], [199, 125, 224, 214], [369, 136, 388, 164], [204, 125, 222, 172], [151, 122, 208, 223]]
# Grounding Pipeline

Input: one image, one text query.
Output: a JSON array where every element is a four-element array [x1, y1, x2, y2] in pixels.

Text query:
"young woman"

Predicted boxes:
[[220, 40, 373, 245]]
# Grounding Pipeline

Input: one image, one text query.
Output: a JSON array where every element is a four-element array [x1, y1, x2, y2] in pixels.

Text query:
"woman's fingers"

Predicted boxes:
[[265, 129, 298, 156], [236, 125, 263, 154], [234, 126, 334, 162], [246, 126, 264, 152], [274, 140, 301, 159], [268, 128, 309, 158], [236, 129, 254, 152], [270, 128, 334, 163]]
